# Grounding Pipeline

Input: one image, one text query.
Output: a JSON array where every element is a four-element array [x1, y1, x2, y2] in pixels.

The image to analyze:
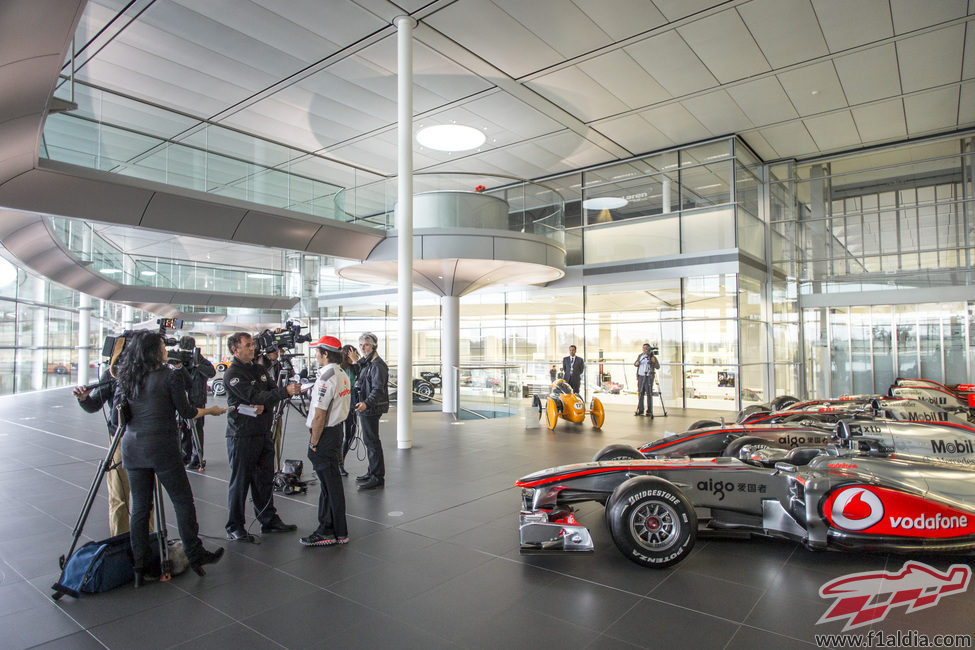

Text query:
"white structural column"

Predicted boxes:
[[31, 277, 45, 390], [395, 14, 415, 449], [441, 295, 459, 414], [78, 292, 92, 385], [662, 178, 672, 213]]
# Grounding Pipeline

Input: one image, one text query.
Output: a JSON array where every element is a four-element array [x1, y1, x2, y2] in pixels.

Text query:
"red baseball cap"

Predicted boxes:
[[311, 335, 342, 352]]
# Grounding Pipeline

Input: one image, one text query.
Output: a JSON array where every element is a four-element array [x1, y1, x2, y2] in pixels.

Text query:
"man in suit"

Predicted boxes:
[[562, 345, 584, 393]]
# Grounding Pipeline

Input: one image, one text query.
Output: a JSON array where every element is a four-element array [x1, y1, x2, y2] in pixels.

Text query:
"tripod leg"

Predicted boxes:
[[52, 430, 125, 599], [153, 477, 172, 581]]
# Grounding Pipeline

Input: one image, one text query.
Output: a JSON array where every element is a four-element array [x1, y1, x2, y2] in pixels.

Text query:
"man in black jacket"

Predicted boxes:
[[223, 332, 301, 541], [354, 332, 388, 490], [562, 345, 584, 393], [175, 336, 216, 470]]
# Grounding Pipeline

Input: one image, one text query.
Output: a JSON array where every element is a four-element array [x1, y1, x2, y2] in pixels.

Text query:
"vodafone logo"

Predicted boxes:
[[829, 487, 884, 531]]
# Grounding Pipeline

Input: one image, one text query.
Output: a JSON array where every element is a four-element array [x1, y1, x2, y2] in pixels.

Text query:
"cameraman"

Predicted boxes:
[[223, 332, 301, 541], [175, 336, 216, 470], [633, 343, 660, 418], [73, 369, 133, 535], [255, 339, 285, 470]]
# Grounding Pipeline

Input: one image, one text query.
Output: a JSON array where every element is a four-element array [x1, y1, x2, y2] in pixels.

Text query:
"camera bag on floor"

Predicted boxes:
[[282, 459, 303, 478], [272, 470, 307, 495], [52, 532, 179, 598]]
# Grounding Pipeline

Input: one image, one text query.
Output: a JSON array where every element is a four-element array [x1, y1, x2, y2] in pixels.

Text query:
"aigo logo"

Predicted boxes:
[[818, 560, 971, 631], [827, 486, 884, 531]]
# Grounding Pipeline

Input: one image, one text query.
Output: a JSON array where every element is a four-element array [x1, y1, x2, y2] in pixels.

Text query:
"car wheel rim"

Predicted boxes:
[[630, 501, 679, 551]]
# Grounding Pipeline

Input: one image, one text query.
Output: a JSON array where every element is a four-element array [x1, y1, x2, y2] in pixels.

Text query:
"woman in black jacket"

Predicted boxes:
[[116, 331, 226, 585]]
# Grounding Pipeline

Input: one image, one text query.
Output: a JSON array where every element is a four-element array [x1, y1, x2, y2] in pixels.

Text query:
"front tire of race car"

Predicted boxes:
[[770, 394, 799, 410], [722, 435, 769, 460], [687, 419, 720, 430], [737, 405, 770, 424], [606, 476, 696, 569], [592, 444, 644, 462]]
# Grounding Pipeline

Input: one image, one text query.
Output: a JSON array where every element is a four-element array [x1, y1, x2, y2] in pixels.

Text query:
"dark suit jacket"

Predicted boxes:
[[562, 355, 584, 383]]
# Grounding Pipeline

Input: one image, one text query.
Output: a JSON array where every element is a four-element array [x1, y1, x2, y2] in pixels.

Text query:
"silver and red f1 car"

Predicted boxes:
[[518, 421, 975, 568]]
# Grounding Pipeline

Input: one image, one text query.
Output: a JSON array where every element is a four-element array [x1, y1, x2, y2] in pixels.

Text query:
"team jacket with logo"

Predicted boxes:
[[224, 357, 290, 438], [306, 363, 351, 429]]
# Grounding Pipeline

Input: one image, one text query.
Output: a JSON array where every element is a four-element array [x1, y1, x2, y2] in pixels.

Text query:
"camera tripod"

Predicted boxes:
[[650, 374, 668, 417], [178, 414, 206, 470], [52, 404, 171, 599]]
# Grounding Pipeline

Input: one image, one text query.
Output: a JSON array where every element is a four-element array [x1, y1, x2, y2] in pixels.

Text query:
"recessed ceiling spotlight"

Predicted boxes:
[[582, 197, 628, 210], [810, 89, 819, 95], [416, 124, 486, 152]]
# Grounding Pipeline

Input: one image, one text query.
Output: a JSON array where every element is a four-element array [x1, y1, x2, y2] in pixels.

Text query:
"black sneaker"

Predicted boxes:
[[300, 532, 338, 546], [261, 518, 297, 533], [355, 474, 371, 482], [226, 529, 255, 543], [358, 477, 384, 490]]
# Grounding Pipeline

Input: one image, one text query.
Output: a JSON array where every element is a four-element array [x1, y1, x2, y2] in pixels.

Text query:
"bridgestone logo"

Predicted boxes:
[[889, 513, 969, 530], [628, 489, 677, 505]]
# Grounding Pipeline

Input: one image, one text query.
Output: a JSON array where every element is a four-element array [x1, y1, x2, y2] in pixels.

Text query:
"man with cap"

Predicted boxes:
[[354, 331, 389, 490], [223, 331, 301, 542], [301, 335, 351, 546]]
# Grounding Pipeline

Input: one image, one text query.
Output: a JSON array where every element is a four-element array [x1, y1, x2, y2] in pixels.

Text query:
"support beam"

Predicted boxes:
[[441, 295, 459, 415], [78, 292, 91, 385], [395, 15, 416, 450]]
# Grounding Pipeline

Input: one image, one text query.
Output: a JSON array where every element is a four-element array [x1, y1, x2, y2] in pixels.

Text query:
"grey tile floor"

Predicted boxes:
[[0, 389, 973, 648]]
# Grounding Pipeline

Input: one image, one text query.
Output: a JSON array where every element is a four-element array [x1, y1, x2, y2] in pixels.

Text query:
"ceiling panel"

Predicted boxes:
[[803, 110, 860, 151], [637, 103, 710, 144], [677, 10, 770, 84], [573, 0, 668, 41], [651, 0, 724, 22], [903, 86, 961, 134], [422, 0, 565, 78], [959, 81, 975, 126], [456, 91, 565, 139], [576, 50, 672, 111], [490, 0, 613, 59], [526, 66, 630, 123], [777, 61, 847, 116], [739, 131, 778, 160], [681, 90, 754, 136], [530, 130, 618, 171], [726, 77, 798, 126], [833, 45, 901, 105], [896, 25, 966, 93], [624, 31, 718, 96], [739, 0, 829, 68], [592, 113, 673, 155], [811, 0, 893, 51], [851, 99, 907, 142], [757, 121, 818, 157], [965, 22, 975, 79], [889, 0, 968, 34]]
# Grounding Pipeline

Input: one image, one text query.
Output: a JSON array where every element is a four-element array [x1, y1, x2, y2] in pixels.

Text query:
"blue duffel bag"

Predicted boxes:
[[53, 532, 137, 597]]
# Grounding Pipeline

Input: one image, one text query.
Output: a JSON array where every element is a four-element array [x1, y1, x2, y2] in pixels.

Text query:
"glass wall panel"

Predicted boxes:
[[918, 303, 943, 382], [895, 305, 919, 378], [829, 307, 851, 396], [680, 163, 732, 210], [583, 216, 679, 264], [872, 306, 895, 391], [683, 275, 737, 319], [849, 306, 872, 394], [945, 308, 967, 384], [803, 308, 828, 398], [681, 207, 735, 253]]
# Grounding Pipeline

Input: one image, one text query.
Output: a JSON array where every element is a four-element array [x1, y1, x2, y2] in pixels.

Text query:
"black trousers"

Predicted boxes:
[[637, 375, 654, 414], [179, 416, 204, 464], [225, 434, 278, 533], [359, 413, 384, 480], [128, 461, 204, 569], [307, 424, 347, 537], [567, 375, 581, 393]]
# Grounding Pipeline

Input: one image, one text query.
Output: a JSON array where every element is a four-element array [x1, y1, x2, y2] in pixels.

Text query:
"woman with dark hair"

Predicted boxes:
[[338, 344, 360, 477], [116, 330, 226, 585]]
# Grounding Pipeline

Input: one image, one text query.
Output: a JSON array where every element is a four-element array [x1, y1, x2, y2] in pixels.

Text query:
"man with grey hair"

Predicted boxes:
[[354, 332, 388, 490]]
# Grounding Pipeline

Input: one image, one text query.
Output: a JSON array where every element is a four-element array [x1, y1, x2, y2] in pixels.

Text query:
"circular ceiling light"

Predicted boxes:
[[416, 124, 486, 152], [247, 273, 274, 279], [582, 197, 628, 210]]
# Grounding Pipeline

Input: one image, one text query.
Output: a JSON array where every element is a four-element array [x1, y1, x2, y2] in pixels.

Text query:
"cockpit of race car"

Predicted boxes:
[[533, 379, 605, 430]]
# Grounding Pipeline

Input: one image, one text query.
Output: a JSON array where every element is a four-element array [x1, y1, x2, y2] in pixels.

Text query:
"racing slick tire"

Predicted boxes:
[[543, 397, 561, 430], [722, 435, 769, 460], [589, 397, 605, 429], [216, 362, 229, 372], [687, 419, 720, 430], [211, 378, 226, 397], [592, 444, 644, 463], [737, 405, 770, 424], [606, 476, 696, 568], [770, 394, 800, 410], [413, 379, 434, 403]]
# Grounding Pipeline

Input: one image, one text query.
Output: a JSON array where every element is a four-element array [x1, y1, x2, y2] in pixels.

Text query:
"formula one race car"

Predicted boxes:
[[534, 379, 605, 430], [517, 420, 975, 568], [594, 397, 975, 464]]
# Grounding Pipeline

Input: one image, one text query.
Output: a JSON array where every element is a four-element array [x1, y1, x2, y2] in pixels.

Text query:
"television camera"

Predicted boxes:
[[255, 320, 312, 354]]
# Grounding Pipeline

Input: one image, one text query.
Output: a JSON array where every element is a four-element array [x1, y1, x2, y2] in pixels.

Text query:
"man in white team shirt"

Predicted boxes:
[[300, 335, 352, 547]]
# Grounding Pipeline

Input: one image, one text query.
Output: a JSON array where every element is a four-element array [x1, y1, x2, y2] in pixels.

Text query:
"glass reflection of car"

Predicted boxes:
[[534, 379, 605, 430]]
